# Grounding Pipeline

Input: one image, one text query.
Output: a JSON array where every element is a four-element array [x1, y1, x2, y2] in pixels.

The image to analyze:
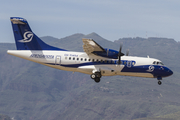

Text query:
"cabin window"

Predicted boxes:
[[81, 58, 83, 61], [84, 58, 87, 61], [96, 59, 99, 62], [69, 57, 71, 60], [92, 59, 95, 62], [101, 60, 103, 63], [77, 58, 79, 61], [104, 60, 107, 63], [88, 59, 91, 61], [73, 58, 75, 60], [65, 57, 67, 60]]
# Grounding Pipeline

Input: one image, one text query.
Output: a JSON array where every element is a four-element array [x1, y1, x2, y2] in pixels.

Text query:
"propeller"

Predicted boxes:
[[118, 43, 124, 65]]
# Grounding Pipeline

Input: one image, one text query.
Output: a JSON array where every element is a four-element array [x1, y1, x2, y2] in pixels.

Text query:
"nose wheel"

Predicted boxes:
[[91, 72, 101, 83], [158, 81, 162, 85], [157, 76, 162, 85]]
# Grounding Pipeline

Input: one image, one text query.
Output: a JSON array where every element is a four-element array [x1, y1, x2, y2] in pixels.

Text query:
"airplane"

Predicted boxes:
[[7, 17, 173, 85]]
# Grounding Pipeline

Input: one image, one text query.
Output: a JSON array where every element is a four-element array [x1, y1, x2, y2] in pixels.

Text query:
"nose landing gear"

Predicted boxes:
[[91, 72, 101, 83], [157, 76, 162, 85]]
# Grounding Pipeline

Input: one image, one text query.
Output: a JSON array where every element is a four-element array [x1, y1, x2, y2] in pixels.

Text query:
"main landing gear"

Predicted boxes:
[[91, 72, 101, 83]]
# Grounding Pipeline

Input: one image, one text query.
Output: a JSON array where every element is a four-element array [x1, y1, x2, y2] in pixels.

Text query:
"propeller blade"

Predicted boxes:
[[118, 54, 121, 64], [118, 43, 123, 56], [118, 43, 123, 65], [126, 49, 129, 56]]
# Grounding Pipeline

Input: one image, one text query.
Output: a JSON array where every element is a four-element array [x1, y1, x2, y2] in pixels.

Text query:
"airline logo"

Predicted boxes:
[[18, 31, 33, 43], [147, 65, 154, 72]]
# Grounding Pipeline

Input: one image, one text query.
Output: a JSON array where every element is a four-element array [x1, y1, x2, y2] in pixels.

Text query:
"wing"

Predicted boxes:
[[82, 38, 106, 55]]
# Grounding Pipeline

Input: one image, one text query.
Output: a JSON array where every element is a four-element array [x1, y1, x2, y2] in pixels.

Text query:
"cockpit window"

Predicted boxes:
[[159, 62, 164, 65], [153, 61, 164, 65]]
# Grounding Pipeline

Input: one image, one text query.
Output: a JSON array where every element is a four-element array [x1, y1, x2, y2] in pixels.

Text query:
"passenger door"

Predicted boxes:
[[55, 56, 61, 65]]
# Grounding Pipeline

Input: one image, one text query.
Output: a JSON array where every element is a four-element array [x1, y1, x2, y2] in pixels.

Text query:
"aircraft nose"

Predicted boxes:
[[167, 69, 173, 76], [153, 66, 173, 78], [163, 67, 173, 77]]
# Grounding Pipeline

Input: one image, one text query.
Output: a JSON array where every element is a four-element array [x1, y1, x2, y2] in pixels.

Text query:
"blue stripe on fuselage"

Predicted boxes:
[[45, 62, 170, 77]]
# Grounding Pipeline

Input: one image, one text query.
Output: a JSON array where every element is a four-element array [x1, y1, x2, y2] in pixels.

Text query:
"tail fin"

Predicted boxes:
[[10, 17, 66, 51]]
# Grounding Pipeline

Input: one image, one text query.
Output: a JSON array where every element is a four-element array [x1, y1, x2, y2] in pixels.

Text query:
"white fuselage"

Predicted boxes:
[[7, 50, 161, 78]]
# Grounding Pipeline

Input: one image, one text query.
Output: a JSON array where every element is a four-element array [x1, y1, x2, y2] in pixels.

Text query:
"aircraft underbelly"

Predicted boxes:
[[46, 64, 154, 78], [119, 72, 154, 78]]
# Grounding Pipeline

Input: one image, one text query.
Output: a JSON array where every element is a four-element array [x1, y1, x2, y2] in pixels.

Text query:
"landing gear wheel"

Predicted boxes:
[[90, 72, 102, 83], [94, 77, 100, 83], [91, 73, 96, 79], [158, 81, 162, 85]]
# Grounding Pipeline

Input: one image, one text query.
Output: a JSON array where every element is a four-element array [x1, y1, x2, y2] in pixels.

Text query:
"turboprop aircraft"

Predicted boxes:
[[7, 17, 173, 85]]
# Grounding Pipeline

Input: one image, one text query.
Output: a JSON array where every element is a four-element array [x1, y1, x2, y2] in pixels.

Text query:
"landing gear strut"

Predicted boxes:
[[91, 72, 101, 83]]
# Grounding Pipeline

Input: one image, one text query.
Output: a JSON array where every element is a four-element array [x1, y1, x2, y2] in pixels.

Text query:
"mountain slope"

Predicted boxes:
[[0, 33, 180, 120], [0, 114, 11, 120]]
